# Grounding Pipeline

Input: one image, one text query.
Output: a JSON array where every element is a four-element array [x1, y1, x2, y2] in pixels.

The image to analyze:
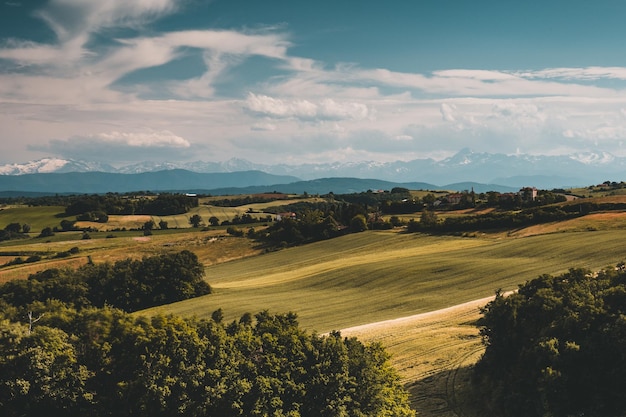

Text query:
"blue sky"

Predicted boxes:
[[3, 0, 626, 166]]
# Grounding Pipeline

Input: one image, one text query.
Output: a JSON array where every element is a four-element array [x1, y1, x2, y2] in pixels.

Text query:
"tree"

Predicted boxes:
[[474, 266, 626, 417], [158, 220, 168, 230], [21, 224, 31, 234], [350, 214, 368, 232], [208, 216, 220, 226], [0, 322, 94, 416], [189, 214, 203, 228], [389, 216, 403, 227], [391, 187, 410, 194], [38, 227, 54, 238], [422, 193, 436, 206], [60, 219, 77, 231], [4, 223, 21, 233], [420, 209, 438, 228], [211, 308, 224, 323]]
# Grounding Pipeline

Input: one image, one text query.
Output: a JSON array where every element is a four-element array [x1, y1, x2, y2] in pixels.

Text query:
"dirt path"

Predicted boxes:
[[339, 295, 504, 417], [340, 295, 497, 337]]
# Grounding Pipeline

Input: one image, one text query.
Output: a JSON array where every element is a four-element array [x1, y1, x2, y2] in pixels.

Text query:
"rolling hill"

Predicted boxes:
[[0, 171, 518, 195]]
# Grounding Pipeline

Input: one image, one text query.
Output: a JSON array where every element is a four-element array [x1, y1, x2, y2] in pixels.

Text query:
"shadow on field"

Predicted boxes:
[[406, 364, 483, 417]]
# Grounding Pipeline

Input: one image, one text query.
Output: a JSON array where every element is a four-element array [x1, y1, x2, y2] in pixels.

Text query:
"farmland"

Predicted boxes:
[[2, 193, 626, 416], [145, 228, 626, 331]]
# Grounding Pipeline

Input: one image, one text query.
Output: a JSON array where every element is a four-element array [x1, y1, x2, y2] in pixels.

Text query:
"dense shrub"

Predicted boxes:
[[0, 250, 211, 312], [474, 265, 626, 416], [0, 308, 415, 417]]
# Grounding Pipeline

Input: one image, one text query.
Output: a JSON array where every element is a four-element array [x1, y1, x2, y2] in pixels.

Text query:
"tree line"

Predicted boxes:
[[407, 200, 626, 233], [0, 250, 210, 312], [64, 193, 199, 217], [474, 263, 626, 416], [0, 249, 415, 416], [0, 307, 414, 417]]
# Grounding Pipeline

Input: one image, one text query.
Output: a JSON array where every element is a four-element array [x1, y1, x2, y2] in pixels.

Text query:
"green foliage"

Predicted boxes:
[[0, 308, 414, 417], [0, 222, 30, 242], [0, 320, 94, 416], [189, 214, 203, 228], [0, 250, 211, 312], [64, 193, 198, 217], [60, 219, 78, 231], [350, 214, 368, 232], [420, 209, 438, 228], [262, 211, 342, 247], [38, 227, 54, 238], [474, 265, 626, 416]]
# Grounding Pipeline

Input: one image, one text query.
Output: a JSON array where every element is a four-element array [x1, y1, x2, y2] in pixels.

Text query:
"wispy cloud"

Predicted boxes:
[[29, 130, 195, 163], [516, 67, 626, 81], [4, 1, 626, 164]]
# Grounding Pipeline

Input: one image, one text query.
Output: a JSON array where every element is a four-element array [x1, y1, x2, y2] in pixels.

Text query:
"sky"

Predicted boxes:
[[3, 0, 626, 166]]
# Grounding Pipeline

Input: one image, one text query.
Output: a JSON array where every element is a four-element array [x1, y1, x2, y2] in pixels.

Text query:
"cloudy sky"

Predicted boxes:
[[3, 0, 626, 166]]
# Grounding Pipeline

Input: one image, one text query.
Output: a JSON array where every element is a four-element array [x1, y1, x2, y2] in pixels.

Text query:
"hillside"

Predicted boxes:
[[0, 170, 300, 194], [0, 170, 518, 195], [3, 150, 626, 187], [3, 192, 626, 416], [143, 227, 626, 332]]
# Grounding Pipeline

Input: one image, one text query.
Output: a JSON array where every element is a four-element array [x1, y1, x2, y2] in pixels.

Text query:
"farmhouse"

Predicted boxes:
[[276, 212, 296, 221], [446, 193, 464, 205], [519, 187, 538, 201]]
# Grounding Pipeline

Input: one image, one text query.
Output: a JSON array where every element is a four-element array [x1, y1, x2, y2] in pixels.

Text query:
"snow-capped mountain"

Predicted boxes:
[[0, 158, 115, 175], [2, 149, 626, 189]]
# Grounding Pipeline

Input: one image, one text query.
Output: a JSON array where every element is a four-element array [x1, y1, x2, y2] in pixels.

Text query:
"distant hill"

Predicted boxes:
[[2, 149, 624, 188], [0, 170, 519, 196], [0, 170, 301, 194], [197, 178, 518, 196]]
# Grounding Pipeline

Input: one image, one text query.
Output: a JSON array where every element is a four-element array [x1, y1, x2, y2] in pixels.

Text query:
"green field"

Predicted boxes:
[[144, 229, 626, 333], [4, 198, 626, 416], [0, 205, 68, 232]]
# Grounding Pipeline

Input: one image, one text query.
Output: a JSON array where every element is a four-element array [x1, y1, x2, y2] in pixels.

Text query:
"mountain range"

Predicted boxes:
[[0, 149, 623, 194]]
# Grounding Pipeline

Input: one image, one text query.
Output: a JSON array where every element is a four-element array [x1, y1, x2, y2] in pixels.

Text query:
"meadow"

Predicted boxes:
[[3, 196, 626, 416], [144, 228, 626, 332]]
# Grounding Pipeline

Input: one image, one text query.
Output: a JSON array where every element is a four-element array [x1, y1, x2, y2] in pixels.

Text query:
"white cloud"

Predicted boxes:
[[251, 122, 277, 131], [518, 67, 626, 81], [30, 130, 194, 162], [244, 93, 369, 121], [5, 1, 626, 165], [440, 103, 457, 122], [35, 0, 178, 42], [95, 131, 190, 148]]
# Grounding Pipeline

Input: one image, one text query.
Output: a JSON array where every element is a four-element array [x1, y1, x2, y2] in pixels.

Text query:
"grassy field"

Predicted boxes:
[[0, 228, 264, 283], [3, 198, 626, 416], [144, 228, 626, 332], [341, 296, 491, 416], [138, 222, 626, 415], [0, 205, 67, 231]]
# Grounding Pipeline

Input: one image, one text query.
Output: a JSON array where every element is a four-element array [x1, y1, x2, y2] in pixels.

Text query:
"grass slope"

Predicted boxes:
[[144, 229, 626, 333], [0, 205, 67, 231]]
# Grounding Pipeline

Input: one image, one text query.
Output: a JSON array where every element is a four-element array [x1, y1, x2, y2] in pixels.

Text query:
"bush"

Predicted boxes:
[[38, 227, 54, 238], [474, 265, 626, 417], [0, 251, 211, 313]]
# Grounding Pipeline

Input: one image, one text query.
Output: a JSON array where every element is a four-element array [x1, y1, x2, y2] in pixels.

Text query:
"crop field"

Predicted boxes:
[[145, 228, 626, 332], [3, 198, 626, 416], [341, 296, 492, 416], [0, 228, 264, 283], [78, 205, 257, 231]]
